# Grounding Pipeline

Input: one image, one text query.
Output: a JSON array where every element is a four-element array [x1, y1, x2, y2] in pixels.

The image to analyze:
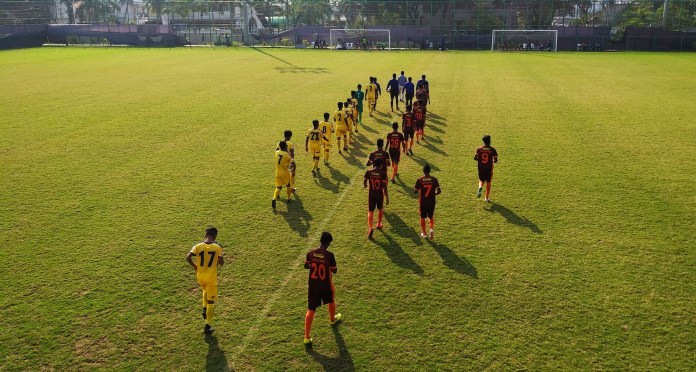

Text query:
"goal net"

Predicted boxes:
[[329, 29, 391, 50], [491, 30, 558, 51]]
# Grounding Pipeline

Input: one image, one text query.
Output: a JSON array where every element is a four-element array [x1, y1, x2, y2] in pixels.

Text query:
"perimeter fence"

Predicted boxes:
[[1, 1, 695, 50]]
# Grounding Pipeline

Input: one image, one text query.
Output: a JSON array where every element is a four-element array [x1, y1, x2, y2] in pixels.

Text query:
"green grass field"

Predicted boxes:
[[0, 47, 694, 371]]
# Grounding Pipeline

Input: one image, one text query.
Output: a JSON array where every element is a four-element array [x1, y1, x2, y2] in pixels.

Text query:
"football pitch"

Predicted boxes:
[[0, 47, 694, 370]]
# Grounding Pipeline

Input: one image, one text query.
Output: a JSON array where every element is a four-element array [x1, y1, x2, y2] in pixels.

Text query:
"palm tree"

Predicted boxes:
[[119, 0, 134, 24], [143, 0, 168, 24], [75, 0, 120, 24], [59, 0, 76, 24]]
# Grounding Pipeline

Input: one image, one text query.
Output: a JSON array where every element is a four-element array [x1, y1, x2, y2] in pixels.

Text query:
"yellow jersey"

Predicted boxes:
[[277, 140, 295, 158], [275, 149, 292, 175], [344, 108, 354, 127], [366, 83, 378, 99], [333, 109, 347, 130], [190, 242, 224, 283], [351, 98, 358, 117], [319, 121, 333, 142], [307, 128, 322, 148]]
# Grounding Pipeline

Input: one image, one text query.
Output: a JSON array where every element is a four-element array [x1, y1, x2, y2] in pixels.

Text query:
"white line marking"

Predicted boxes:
[[231, 168, 363, 363]]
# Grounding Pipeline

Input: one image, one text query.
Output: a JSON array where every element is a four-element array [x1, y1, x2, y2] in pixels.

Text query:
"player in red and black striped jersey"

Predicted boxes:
[[303, 232, 342, 346], [402, 106, 416, 155], [385, 122, 405, 182], [414, 163, 441, 240], [364, 158, 389, 239], [413, 100, 426, 143], [366, 138, 391, 171], [474, 135, 499, 202]]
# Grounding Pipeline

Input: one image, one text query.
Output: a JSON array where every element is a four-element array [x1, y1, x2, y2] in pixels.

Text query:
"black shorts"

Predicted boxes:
[[404, 130, 414, 139], [368, 194, 384, 211], [406, 93, 414, 100], [415, 120, 424, 130], [389, 149, 401, 164], [420, 203, 435, 219], [478, 168, 493, 182], [390, 91, 398, 98], [308, 285, 334, 311]]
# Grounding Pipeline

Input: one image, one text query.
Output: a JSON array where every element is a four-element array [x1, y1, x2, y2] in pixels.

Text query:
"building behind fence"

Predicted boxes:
[[1, 1, 695, 50]]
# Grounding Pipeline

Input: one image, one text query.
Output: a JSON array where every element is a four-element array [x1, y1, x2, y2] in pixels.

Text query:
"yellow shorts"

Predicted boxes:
[[309, 145, 321, 158], [275, 171, 291, 187], [322, 140, 331, 148], [368, 98, 376, 105], [346, 121, 353, 131], [199, 280, 218, 301], [335, 127, 347, 138]]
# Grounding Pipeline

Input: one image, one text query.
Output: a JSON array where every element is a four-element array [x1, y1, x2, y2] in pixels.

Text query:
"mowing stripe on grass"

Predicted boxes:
[[231, 168, 364, 363]]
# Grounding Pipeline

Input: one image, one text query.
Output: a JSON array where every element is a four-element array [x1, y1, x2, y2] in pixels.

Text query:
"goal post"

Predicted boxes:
[[491, 30, 558, 51], [329, 29, 391, 50]]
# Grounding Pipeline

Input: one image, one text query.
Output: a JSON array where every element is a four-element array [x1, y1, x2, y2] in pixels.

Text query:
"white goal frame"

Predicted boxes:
[[329, 29, 391, 50], [491, 29, 558, 51]]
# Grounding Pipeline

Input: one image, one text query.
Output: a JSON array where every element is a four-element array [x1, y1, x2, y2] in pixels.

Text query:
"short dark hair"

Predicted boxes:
[[400, 70, 404, 74], [338, 101, 343, 109], [351, 90, 356, 97], [423, 163, 431, 174], [406, 105, 412, 111], [408, 77, 412, 82], [376, 138, 384, 147], [422, 74, 426, 79], [320, 231, 333, 245], [374, 158, 383, 168], [392, 122, 398, 130], [324, 112, 330, 120], [284, 130, 292, 139], [482, 135, 491, 146], [205, 226, 218, 238], [357, 84, 362, 89], [312, 119, 319, 128], [392, 73, 396, 78], [279, 140, 287, 151]]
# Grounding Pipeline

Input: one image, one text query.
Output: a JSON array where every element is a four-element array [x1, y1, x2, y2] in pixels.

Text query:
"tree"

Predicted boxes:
[[75, 0, 120, 24], [291, 0, 333, 26], [143, 0, 169, 24], [59, 0, 76, 24]]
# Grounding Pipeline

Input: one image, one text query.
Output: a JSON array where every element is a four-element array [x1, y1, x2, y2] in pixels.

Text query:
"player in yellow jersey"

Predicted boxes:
[[318, 112, 333, 165], [366, 77, 378, 117], [186, 226, 225, 334], [350, 92, 359, 133], [306, 119, 324, 176], [333, 102, 348, 153], [278, 130, 296, 192], [272, 141, 293, 210], [344, 99, 354, 145]]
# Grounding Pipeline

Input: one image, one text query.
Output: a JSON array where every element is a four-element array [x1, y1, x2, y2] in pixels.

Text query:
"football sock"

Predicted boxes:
[[486, 183, 491, 199], [325, 151, 330, 162], [328, 303, 336, 322], [359, 112, 362, 123], [273, 188, 280, 200], [313, 159, 319, 170], [304, 310, 315, 339], [205, 300, 215, 324], [420, 218, 427, 234], [337, 138, 341, 150], [201, 291, 207, 308], [368, 211, 374, 230], [286, 187, 292, 199], [429, 218, 434, 230], [377, 209, 383, 226], [393, 163, 398, 176], [478, 181, 483, 189]]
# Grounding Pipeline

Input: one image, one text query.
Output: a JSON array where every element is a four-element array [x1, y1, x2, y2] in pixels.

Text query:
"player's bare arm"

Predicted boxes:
[[186, 252, 197, 271], [218, 255, 224, 266]]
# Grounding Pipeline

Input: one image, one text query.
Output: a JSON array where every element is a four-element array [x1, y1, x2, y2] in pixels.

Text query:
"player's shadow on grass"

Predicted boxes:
[[427, 240, 478, 278], [316, 166, 349, 194], [204, 334, 231, 372], [426, 125, 445, 134], [275, 66, 330, 74], [410, 154, 441, 172], [372, 230, 424, 275], [279, 194, 313, 237], [486, 202, 542, 234], [424, 135, 443, 145], [427, 111, 446, 120], [358, 123, 379, 135], [250, 47, 298, 67], [392, 176, 418, 199], [421, 141, 448, 156], [384, 212, 423, 247], [306, 327, 355, 371]]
